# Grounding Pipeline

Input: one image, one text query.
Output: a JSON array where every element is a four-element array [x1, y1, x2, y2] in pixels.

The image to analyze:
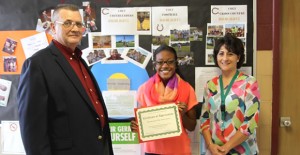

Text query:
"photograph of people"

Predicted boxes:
[[40, 9, 52, 30], [137, 11, 150, 31], [225, 23, 246, 38], [3, 56, 17, 72], [83, 2, 97, 33], [92, 35, 112, 48], [190, 27, 203, 41], [200, 34, 260, 155], [130, 44, 198, 155], [126, 49, 146, 64], [107, 49, 123, 60], [178, 54, 194, 66], [86, 50, 106, 65], [17, 4, 113, 155], [170, 29, 190, 42], [152, 35, 170, 46], [2, 38, 17, 54], [207, 24, 224, 37]]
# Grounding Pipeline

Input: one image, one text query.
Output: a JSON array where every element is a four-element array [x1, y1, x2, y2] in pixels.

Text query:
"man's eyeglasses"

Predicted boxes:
[[55, 20, 84, 28], [154, 60, 176, 66]]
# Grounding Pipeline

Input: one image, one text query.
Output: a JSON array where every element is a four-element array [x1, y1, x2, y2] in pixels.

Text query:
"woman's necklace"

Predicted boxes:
[[219, 70, 239, 133]]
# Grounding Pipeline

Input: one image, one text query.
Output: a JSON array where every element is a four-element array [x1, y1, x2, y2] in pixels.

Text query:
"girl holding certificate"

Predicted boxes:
[[131, 44, 198, 155], [200, 34, 260, 155]]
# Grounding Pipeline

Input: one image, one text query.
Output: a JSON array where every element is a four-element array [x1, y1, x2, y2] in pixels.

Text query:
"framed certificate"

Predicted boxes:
[[135, 103, 182, 141]]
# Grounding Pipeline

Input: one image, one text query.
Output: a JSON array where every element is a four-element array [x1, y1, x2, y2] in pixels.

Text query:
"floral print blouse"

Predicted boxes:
[[200, 72, 260, 155]]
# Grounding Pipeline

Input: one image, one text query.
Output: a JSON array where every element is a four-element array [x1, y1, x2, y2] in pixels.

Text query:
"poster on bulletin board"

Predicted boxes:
[[109, 122, 141, 155]]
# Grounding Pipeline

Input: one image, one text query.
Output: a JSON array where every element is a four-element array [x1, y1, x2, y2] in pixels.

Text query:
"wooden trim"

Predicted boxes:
[[271, 0, 280, 154]]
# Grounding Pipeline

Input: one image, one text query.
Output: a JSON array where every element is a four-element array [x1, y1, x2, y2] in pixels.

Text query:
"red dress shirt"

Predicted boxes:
[[53, 40, 106, 128]]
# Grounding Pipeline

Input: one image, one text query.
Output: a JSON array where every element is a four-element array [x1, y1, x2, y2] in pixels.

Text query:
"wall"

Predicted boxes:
[[256, 51, 272, 155], [256, 0, 273, 154], [0, 126, 16, 155]]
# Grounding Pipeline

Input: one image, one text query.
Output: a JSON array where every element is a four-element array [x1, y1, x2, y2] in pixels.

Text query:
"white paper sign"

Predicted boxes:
[[195, 67, 221, 102], [102, 91, 137, 118], [20, 32, 49, 58], [112, 144, 140, 155], [211, 5, 247, 23], [101, 7, 137, 35], [1, 121, 25, 154], [152, 6, 188, 36], [195, 67, 252, 102]]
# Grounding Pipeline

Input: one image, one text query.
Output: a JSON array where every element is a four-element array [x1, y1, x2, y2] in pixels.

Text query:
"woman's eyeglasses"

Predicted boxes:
[[154, 60, 176, 66], [55, 20, 84, 28]]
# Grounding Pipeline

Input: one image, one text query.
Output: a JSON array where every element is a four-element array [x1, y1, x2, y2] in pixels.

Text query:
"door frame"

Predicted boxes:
[[271, 0, 280, 154]]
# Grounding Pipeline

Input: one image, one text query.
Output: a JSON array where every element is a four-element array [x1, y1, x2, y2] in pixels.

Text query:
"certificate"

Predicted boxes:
[[135, 103, 182, 141]]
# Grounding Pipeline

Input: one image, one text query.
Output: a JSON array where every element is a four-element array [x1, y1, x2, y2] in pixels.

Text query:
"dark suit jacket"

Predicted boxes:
[[17, 42, 113, 155]]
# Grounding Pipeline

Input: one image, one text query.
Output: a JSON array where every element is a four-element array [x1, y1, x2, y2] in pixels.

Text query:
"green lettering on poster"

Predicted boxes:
[[109, 122, 139, 144]]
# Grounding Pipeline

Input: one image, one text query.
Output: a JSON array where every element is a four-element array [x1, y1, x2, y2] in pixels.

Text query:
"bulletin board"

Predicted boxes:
[[0, 0, 253, 121]]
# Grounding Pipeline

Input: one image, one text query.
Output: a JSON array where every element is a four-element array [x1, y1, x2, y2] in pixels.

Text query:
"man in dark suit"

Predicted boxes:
[[17, 4, 114, 155]]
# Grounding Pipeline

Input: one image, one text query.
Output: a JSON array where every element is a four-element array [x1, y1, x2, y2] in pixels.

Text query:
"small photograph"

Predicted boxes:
[[86, 49, 107, 65], [239, 37, 247, 64], [0, 78, 12, 107], [177, 53, 194, 66], [152, 35, 170, 46], [100, 49, 131, 65], [83, 1, 97, 33], [92, 35, 112, 48], [225, 23, 246, 37], [190, 27, 203, 41], [137, 11, 150, 31], [122, 47, 152, 69], [170, 42, 190, 53], [207, 23, 224, 37], [126, 49, 145, 63], [207, 54, 214, 64], [40, 9, 52, 23], [2, 38, 17, 54], [206, 36, 221, 49], [107, 49, 124, 60], [170, 25, 190, 42], [82, 48, 107, 66], [205, 49, 215, 65], [116, 35, 135, 48], [170, 42, 193, 65], [36, 8, 54, 34], [3, 56, 17, 72]]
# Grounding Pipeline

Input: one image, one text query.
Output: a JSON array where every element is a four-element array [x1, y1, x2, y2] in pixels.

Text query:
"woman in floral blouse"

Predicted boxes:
[[200, 34, 260, 155]]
